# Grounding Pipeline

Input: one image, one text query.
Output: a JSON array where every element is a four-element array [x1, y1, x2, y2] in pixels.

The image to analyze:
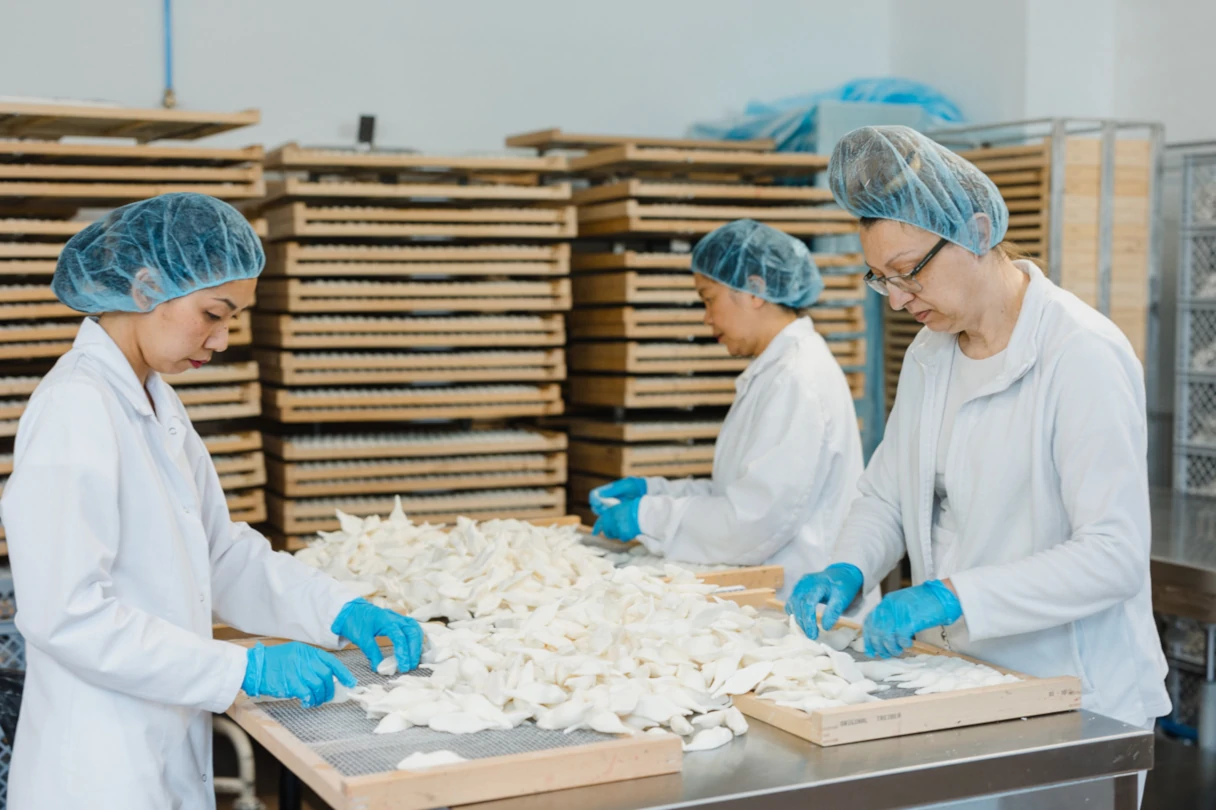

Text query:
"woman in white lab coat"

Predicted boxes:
[[590, 219, 876, 605], [1, 194, 424, 810], [787, 127, 1170, 746]]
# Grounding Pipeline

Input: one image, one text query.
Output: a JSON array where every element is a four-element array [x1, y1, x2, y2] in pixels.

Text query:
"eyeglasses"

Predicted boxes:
[[864, 237, 950, 296]]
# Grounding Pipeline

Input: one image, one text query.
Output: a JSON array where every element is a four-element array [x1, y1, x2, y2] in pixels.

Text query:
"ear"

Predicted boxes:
[[744, 275, 769, 309], [972, 213, 993, 253], [131, 267, 158, 312]]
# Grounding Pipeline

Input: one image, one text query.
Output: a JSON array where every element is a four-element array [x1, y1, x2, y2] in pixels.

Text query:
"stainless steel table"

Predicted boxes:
[[452, 710, 1149, 810]]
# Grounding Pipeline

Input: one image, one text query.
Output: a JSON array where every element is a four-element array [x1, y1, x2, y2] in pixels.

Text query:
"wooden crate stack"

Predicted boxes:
[[253, 144, 575, 548], [0, 101, 269, 548], [884, 136, 1153, 414], [506, 131, 866, 523]]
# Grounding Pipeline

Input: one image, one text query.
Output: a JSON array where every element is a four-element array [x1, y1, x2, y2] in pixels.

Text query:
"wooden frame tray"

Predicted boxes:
[[569, 250, 864, 273], [267, 450, 567, 497], [565, 418, 723, 444], [264, 428, 566, 462], [264, 383, 563, 424], [262, 177, 571, 206], [569, 440, 715, 478], [568, 145, 830, 177], [266, 487, 567, 534], [262, 242, 570, 279], [0, 178, 264, 203], [0, 319, 80, 343], [568, 372, 864, 408], [0, 260, 57, 277], [567, 342, 747, 374], [0, 300, 77, 320], [0, 140, 262, 165], [201, 430, 263, 456], [0, 102, 259, 142], [163, 360, 259, 386], [265, 203, 578, 241], [0, 218, 88, 237], [506, 128, 776, 153], [253, 313, 566, 350], [213, 451, 268, 490], [257, 278, 572, 314], [255, 348, 566, 386], [265, 142, 567, 174], [577, 200, 858, 239], [571, 270, 865, 306], [572, 179, 836, 206], [568, 305, 862, 340], [227, 488, 268, 524], [731, 604, 1081, 746], [183, 382, 261, 423]]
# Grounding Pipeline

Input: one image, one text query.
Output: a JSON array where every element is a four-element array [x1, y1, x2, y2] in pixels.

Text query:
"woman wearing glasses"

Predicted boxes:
[[786, 127, 1168, 768], [589, 220, 877, 606]]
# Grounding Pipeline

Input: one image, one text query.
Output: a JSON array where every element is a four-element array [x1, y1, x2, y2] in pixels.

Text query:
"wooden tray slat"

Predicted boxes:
[[0, 102, 258, 142], [253, 313, 565, 350], [257, 278, 572, 314], [264, 428, 566, 462]]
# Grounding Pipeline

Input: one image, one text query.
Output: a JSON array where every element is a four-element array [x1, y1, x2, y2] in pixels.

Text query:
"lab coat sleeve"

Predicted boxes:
[[950, 335, 1150, 642], [3, 383, 247, 714], [831, 370, 908, 590], [635, 379, 825, 566], [644, 476, 714, 498], [195, 435, 354, 648]]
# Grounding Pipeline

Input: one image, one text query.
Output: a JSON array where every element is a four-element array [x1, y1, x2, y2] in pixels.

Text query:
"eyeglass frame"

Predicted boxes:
[[864, 236, 950, 296]]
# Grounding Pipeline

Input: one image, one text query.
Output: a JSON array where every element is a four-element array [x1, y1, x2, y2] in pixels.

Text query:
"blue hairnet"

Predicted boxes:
[[827, 125, 1008, 255], [691, 219, 823, 309], [53, 192, 264, 314]]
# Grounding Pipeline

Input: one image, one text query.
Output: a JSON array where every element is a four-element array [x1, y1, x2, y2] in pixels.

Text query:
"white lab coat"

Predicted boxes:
[[834, 261, 1170, 728], [1, 318, 356, 810], [637, 317, 876, 606]]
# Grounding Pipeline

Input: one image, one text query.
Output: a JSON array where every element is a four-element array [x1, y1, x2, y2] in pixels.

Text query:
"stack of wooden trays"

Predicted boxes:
[[884, 136, 1153, 415], [507, 131, 866, 523], [253, 144, 576, 545], [0, 101, 268, 546]]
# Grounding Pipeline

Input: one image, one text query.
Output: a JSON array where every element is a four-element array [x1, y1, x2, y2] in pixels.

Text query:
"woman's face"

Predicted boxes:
[[694, 273, 764, 357], [135, 278, 257, 374], [859, 220, 984, 334]]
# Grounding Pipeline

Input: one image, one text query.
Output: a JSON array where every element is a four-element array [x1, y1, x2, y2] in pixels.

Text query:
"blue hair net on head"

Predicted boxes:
[[53, 192, 264, 314], [691, 219, 823, 309], [827, 125, 1008, 256]]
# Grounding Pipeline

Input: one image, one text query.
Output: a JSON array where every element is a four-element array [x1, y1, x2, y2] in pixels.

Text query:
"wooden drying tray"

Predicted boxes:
[[566, 417, 723, 444], [569, 372, 865, 409], [571, 270, 865, 307], [261, 177, 572, 206], [265, 202, 578, 241], [228, 310, 252, 347], [162, 360, 259, 387], [570, 250, 864, 273], [572, 179, 835, 206], [0, 217, 88, 237], [252, 313, 566, 350], [255, 347, 565, 387], [266, 487, 568, 535], [0, 178, 265, 204], [257, 277, 573, 314], [182, 382, 261, 423], [577, 200, 858, 239], [262, 242, 570, 279], [264, 427, 567, 462], [0, 241, 62, 259], [0, 102, 258, 142], [732, 601, 1080, 746], [506, 127, 776, 153], [201, 430, 263, 456], [267, 450, 568, 498], [227, 488, 268, 524], [569, 441, 715, 480], [569, 145, 830, 177], [0, 140, 263, 166], [227, 691, 678, 810], [263, 383, 564, 424], [265, 142, 567, 174], [0, 283, 76, 320], [567, 342, 749, 375], [569, 304, 865, 340], [213, 450, 268, 491]]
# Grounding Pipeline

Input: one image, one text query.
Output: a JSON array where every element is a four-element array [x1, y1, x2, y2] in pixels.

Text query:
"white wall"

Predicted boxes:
[[0, 0, 892, 152]]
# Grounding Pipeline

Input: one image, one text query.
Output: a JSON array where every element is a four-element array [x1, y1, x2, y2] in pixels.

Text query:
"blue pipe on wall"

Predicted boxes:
[[162, 0, 176, 108]]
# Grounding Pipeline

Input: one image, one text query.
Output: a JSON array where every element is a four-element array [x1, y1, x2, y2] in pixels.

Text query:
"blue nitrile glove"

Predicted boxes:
[[785, 563, 865, 640], [331, 598, 424, 673], [589, 477, 648, 515], [862, 580, 963, 659], [592, 498, 643, 542], [242, 642, 356, 708]]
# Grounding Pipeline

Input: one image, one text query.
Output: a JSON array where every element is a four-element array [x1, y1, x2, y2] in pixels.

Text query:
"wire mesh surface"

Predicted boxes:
[[1176, 152, 1216, 491], [259, 648, 613, 778]]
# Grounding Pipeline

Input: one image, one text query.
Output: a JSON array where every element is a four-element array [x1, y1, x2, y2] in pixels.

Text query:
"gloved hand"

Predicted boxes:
[[242, 642, 356, 708], [785, 563, 865, 640], [589, 477, 647, 515], [331, 598, 424, 673], [592, 498, 642, 542], [862, 580, 963, 659]]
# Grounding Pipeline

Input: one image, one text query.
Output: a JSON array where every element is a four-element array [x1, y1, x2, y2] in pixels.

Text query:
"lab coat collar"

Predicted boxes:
[[72, 317, 163, 419], [735, 317, 813, 396], [908, 260, 1048, 389]]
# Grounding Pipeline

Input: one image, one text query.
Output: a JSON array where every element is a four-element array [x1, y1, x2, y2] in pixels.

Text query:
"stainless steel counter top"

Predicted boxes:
[[456, 710, 1151, 810]]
